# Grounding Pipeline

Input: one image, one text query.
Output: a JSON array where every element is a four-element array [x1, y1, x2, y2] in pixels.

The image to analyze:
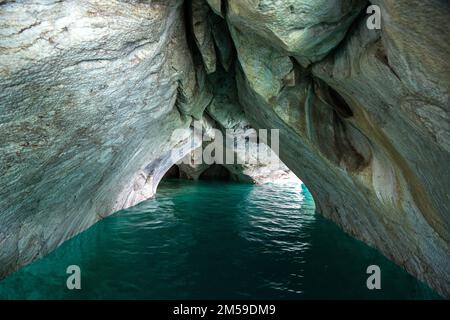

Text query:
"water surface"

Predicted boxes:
[[0, 180, 439, 299]]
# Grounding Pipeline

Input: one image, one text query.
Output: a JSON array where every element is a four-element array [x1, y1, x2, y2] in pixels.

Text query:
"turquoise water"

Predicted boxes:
[[0, 180, 440, 299]]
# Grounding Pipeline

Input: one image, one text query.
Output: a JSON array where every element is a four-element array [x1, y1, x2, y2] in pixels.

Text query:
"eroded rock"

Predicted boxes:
[[0, 0, 195, 277], [0, 0, 449, 298], [224, 0, 450, 296], [226, 0, 366, 66]]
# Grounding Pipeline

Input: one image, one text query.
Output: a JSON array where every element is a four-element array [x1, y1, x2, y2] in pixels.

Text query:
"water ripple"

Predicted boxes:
[[0, 180, 440, 300]]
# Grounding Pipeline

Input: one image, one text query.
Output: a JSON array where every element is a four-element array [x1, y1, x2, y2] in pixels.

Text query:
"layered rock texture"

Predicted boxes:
[[0, 0, 449, 296], [172, 116, 299, 184]]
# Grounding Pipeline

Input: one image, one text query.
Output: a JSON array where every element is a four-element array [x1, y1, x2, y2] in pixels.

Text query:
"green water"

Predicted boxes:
[[0, 180, 440, 299]]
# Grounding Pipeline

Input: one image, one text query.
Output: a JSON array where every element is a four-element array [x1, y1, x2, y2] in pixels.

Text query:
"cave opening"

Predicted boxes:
[[198, 163, 231, 181], [0, 0, 446, 300], [161, 163, 233, 182], [162, 164, 181, 179]]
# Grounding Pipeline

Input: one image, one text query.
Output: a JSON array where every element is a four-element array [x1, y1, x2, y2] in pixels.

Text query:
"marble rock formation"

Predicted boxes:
[[0, 0, 199, 278], [0, 0, 449, 297]]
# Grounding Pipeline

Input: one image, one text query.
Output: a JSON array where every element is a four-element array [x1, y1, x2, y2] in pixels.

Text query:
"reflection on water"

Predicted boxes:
[[0, 180, 440, 299]]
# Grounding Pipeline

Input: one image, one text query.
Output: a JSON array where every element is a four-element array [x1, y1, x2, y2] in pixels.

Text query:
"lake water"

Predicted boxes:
[[0, 180, 439, 299]]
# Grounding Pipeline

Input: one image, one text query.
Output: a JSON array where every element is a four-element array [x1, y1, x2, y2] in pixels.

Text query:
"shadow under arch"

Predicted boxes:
[[198, 164, 231, 181], [161, 163, 234, 182]]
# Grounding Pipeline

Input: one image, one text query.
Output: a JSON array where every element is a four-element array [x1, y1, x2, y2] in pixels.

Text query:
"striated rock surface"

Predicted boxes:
[[0, 0, 449, 297], [0, 0, 199, 277], [226, 0, 365, 66], [224, 0, 450, 296], [174, 114, 299, 184]]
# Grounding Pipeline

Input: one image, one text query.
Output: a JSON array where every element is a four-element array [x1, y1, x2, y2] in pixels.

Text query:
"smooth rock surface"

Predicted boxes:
[[225, 0, 450, 296], [0, 0, 195, 277], [0, 0, 449, 298], [226, 0, 365, 66]]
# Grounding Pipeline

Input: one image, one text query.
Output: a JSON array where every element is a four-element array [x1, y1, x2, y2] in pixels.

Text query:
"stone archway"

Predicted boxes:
[[0, 0, 448, 297]]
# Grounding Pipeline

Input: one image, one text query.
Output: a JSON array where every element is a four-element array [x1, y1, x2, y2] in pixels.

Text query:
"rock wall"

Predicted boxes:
[[219, 0, 450, 296], [0, 0, 201, 278], [0, 0, 449, 297]]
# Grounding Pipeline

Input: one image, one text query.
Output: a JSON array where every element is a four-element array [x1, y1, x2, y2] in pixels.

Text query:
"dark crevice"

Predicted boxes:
[[162, 164, 180, 179], [332, 112, 367, 172], [209, 12, 237, 72], [220, 0, 228, 17], [375, 44, 401, 81], [174, 79, 187, 115], [327, 86, 353, 118], [182, 0, 204, 67], [199, 163, 231, 181], [313, 79, 353, 118]]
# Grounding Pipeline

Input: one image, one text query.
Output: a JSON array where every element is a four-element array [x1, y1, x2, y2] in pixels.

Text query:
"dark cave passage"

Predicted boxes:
[[162, 164, 181, 179], [198, 164, 231, 181], [162, 163, 233, 182]]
